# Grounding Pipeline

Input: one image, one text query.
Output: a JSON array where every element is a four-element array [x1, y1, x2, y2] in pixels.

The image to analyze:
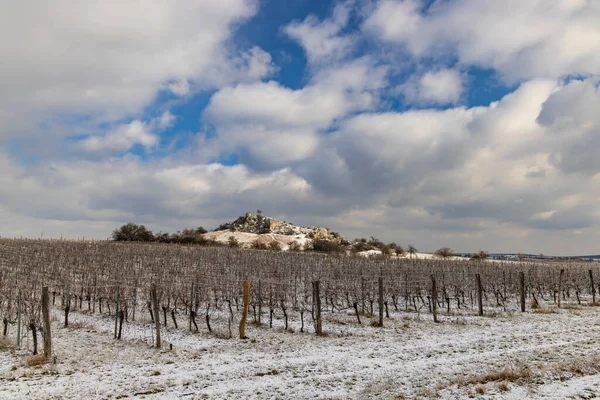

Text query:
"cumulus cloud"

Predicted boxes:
[[2, 0, 600, 255], [398, 68, 464, 105], [364, 0, 600, 81], [284, 1, 356, 65], [202, 58, 388, 170], [79, 121, 158, 153], [0, 0, 264, 139], [538, 78, 600, 175]]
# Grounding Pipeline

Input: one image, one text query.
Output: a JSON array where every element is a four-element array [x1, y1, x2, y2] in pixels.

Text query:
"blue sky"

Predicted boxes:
[[1, 0, 600, 254]]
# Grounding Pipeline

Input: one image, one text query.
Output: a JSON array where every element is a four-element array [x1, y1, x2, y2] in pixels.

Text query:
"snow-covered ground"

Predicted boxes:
[[1, 304, 600, 399]]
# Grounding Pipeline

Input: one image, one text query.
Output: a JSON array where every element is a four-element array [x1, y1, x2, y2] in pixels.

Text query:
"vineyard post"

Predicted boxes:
[[378, 277, 384, 327], [114, 286, 120, 339], [404, 272, 409, 311], [558, 269, 564, 308], [258, 273, 262, 326], [132, 281, 137, 321], [92, 276, 97, 313], [361, 276, 366, 314], [239, 280, 250, 339], [151, 284, 161, 349], [431, 274, 438, 323], [476, 274, 483, 316], [16, 291, 22, 347], [189, 282, 194, 331], [312, 280, 322, 335], [502, 271, 506, 300], [519, 272, 525, 312], [64, 286, 70, 327], [589, 270, 595, 305], [41, 287, 52, 358]]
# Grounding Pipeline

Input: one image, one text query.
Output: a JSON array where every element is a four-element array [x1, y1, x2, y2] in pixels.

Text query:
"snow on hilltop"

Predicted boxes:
[[217, 212, 331, 238], [202, 212, 334, 251]]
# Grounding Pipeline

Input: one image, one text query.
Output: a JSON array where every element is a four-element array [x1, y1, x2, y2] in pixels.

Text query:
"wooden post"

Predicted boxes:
[[476, 274, 483, 316], [132, 282, 137, 322], [64, 286, 70, 327], [257, 275, 262, 326], [558, 269, 564, 308], [362, 276, 366, 314], [520, 272, 526, 312], [312, 281, 322, 335], [589, 270, 595, 305], [41, 287, 52, 358], [378, 277, 384, 327], [502, 270, 506, 300], [151, 284, 161, 349], [16, 291, 21, 347], [431, 274, 438, 323], [239, 280, 250, 339], [404, 272, 409, 312], [189, 282, 194, 331], [114, 286, 119, 339]]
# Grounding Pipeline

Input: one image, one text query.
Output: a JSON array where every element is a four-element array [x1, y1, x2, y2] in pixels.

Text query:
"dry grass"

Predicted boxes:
[[497, 382, 509, 392], [26, 354, 48, 367], [533, 307, 557, 314], [561, 303, 582, 310], [530, 297, 539, 309], [441, 355, 600, 396], [0, 336, 15, 351], [453, 365, 532, 387]]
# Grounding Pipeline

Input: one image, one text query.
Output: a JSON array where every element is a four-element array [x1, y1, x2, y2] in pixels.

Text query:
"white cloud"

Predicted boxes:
[[364, 0, 600, 81], [3, 77, 600, 253], [168, 80, 190, 96], [284, 1, 356, 65], [157, 111, 176, 130], [80, 121, 158, 152], [202, 58, 387, 169], [0, 0, 264, 138], [398, 69, 464, 105], [3, 0, 600, 255]]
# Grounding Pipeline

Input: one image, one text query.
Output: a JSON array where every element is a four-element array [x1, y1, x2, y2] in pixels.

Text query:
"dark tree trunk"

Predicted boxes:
[[117, 310, 125, 339], [171, 309, 178, 329], [30, 322, 38, 355]]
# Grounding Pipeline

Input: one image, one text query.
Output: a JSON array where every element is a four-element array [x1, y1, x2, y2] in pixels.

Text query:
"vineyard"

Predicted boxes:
[[1, 238, 600, 399]]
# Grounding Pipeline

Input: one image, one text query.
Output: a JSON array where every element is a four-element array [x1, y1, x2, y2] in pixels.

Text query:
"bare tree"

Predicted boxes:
[[434, 247, 454, 259]]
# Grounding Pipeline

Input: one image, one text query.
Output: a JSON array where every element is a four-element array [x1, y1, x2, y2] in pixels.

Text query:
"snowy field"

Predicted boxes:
[[1, 304, 600, 399]]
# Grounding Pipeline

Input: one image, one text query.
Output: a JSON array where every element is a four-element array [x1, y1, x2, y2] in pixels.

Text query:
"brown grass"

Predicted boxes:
[[533, 307, 557, 314], [497, 382, 509, 392], [442, 355, 600, 395], [26, 354, 48, 367], [0, 336, 15, 351], [530, 298, 539, 309], [453, 365, 532, 387]]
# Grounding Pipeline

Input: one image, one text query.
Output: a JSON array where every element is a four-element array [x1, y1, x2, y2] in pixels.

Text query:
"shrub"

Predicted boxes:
[[470, 250, 489, 261], [251, 240, 268, 250], [351, 241, 372, 253], [288, 241, 302, 251], [434, 247, 454, 259], [111, 223, 154, 242], [228, 236, 240, 248], [312, 239, 344, 253], [269, 242, 282, 251], [389, 243, 405, 256]]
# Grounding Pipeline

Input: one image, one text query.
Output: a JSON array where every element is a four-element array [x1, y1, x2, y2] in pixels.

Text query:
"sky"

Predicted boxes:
[[1, 0, 600, 255]]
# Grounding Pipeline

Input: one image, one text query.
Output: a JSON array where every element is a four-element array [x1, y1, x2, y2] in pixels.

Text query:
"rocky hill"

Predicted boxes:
[[202, 212, 337, 251], [216, 213, 332, 239]]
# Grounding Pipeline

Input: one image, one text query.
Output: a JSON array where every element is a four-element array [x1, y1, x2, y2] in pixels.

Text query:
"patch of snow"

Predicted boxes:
[[2, 301, 600, 399]]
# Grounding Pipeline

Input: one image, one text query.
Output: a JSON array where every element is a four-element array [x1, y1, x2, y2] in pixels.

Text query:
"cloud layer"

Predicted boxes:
[[1, 0, 600, 255]]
